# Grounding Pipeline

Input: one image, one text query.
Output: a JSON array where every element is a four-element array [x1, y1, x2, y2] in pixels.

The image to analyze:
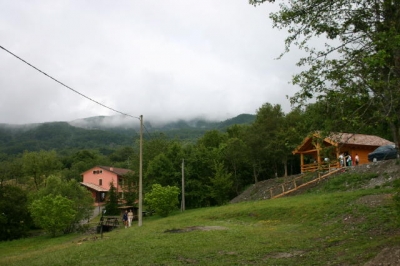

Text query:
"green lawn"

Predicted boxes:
[[1, 188, 399, 265]]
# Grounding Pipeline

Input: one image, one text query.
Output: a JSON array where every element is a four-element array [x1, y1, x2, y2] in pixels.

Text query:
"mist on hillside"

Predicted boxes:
[[68, 115, 225, 130]]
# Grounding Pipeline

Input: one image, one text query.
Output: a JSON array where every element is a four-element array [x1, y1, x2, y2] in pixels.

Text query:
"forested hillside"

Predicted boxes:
[[0, 114, 255, 156]]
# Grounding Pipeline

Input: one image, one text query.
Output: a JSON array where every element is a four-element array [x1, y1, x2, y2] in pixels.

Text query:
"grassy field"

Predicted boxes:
[[1, 173, 399, 265]]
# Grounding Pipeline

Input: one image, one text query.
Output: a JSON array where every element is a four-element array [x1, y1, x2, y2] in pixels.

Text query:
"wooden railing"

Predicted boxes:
[[269, 168, 342, 199], [301, 162, 340, 173]]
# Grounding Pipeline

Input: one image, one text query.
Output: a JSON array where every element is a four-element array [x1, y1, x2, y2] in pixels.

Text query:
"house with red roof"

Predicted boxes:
[[80, 166, 133, 206], [293, 132, 394, 173]]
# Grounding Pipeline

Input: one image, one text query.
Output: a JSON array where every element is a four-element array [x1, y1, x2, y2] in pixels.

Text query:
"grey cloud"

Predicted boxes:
[[0, 0, 300, 125]]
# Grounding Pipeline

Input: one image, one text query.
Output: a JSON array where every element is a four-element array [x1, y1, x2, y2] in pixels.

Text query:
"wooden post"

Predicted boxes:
[[300, 153, 304, 173], [181, 159, 185, 212], [138, 115, 143, 227]]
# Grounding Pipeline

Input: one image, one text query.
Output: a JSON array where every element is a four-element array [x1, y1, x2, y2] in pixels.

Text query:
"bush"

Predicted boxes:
[[145, 184, 180, 217], [29, 195, 76, 237]]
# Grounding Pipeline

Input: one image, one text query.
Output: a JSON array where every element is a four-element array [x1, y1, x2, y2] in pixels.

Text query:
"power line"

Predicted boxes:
[[143, 124, 154, 139], [0, 45, 140, 120]]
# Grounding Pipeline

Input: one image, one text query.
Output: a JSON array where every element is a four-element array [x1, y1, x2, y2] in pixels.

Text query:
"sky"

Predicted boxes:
[[0, 0, 303, 125]]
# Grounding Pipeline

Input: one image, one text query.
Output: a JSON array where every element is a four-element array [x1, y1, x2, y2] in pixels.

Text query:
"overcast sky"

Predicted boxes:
[[0, 1, 302, 125]]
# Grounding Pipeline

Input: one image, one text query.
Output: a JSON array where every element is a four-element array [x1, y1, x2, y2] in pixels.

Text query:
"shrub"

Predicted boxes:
[[29, 195, 76, 237], [145, 184, 180, 217]]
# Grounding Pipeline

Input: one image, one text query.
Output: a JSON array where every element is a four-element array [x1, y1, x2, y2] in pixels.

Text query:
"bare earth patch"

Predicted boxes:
[[263, 250, 305, 259], [355, 194, 392, 207], [164, 226, 227, 233], [364, 246, 400, 266]]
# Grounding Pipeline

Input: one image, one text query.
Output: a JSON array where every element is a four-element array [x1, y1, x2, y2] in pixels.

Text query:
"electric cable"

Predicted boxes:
[[0, 45, 140, 121]]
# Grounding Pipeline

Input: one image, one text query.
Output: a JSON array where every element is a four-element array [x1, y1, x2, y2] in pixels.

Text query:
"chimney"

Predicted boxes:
[[110, 167, 114, 171]]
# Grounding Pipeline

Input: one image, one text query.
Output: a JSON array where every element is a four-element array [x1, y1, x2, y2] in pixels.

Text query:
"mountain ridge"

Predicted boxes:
[[0, 114, 255, 155]]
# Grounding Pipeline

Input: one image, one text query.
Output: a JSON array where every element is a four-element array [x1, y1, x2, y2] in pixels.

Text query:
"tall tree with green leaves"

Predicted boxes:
[[62, 149, 108, 181], [22, 150, 62, 190], [182, 144, 215, 208], [220, 137, 251, 195], [104, 181, 120, 215], [0, 159, 23, 185], [245, 103, 286, 180], [250, 0, 400, 147], [123, 171, 138, 207], [146, 153, 175, 187], [208, 161, 233, 205], [0, 185, 30, 240]]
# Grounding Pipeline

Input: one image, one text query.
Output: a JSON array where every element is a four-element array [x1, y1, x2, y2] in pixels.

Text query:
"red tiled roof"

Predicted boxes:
[[80, 182, 108, 192]]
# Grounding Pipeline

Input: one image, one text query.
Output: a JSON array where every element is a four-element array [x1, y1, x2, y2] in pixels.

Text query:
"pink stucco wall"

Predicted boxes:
[[82, 166, 123, 191]]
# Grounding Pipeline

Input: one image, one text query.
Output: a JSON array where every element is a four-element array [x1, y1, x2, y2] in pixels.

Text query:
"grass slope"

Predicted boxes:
[[1, 168, 400, 265]]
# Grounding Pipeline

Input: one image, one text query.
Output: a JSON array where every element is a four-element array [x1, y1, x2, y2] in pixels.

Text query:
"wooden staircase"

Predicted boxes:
[[270, 168, 343, 199]]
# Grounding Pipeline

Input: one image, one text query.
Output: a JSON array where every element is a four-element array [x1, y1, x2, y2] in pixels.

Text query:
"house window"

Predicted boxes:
[[93, 170, 103, 175], [99, 179, 102, 186]]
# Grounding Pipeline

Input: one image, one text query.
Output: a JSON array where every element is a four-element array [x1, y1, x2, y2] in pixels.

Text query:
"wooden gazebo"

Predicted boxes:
[[293, 132, 394, 173]]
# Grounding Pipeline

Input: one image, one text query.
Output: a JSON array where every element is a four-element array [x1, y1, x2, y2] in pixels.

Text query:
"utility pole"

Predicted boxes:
[[181, 159, 185, 211], [138, 115, 143, 226]]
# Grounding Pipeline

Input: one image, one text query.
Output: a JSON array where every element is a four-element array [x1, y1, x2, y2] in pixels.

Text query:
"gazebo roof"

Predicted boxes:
[[293, 132, 394, 154], [327, 132, 394, 146]]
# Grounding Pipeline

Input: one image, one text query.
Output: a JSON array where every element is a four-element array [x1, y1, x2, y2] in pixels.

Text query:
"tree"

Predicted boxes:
[[182, 144, 216, 208], [123, 171, 138, 207], [251, 0, 400, 147], [108, 146, 135, 168], [0, 159, 23, 185], [145, 184, 180, 217], [134, 134, 170, 173], [61, 149, 108, 181], [0, 185, 30, 241], [208, 161, 233, 205], [32, 175, 94, 233], [29, 195, 76, 237], [220, 138, 251, 195], [197, 130, 227, 149], [22, 150, 62, 190], [145, 153, 175, 187], [245, 103, 286, 180], [104, 182, 120, 215]]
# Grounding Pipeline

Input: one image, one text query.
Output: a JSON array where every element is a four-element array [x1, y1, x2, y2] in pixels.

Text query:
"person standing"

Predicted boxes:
[[122, 210, 128, 228], [355, 154, 360, 165], [128, 209, 134, 227], [347, 154, 352, 166], [339, 153, 344, 167]]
